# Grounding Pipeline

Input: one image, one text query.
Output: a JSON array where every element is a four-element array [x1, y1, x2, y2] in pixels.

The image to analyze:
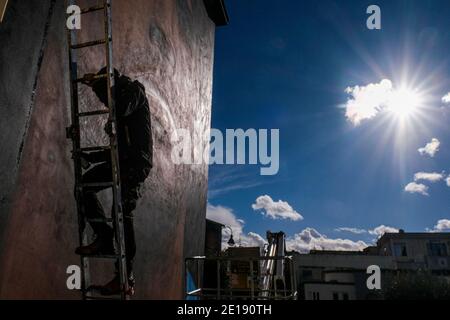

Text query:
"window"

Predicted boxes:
[[0, 0, 8, 23], [393, 243, 408, 257], [342, 293, 349, 300], [332, 292, 339, 300], [428, 242, 447, 257], [311, 292, 320, 300]]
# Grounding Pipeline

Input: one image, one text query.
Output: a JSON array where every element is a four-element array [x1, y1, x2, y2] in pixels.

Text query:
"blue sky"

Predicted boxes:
[[207, 0, 450, 251]]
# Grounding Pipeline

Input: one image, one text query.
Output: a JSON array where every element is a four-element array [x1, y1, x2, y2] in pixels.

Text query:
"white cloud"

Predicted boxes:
[[446, 176, 450, 187], [246, 232, 267, 248], [418, 138, 440, 157], [286, 228, 368, 253], [404, 182, 429, 196], [207, 203, 368, 254], [336, 225, 399, 238], [433, 219, 450, 232], [414, 172, 445, 183], [252, 195, 303, 221], [442, 93, 450, 104], [206, 203, 243, 234], [206, 203, 267, 248], [368, 225, 399, 237], [344, 79, 393, 125], [335, 227, 367, 234]]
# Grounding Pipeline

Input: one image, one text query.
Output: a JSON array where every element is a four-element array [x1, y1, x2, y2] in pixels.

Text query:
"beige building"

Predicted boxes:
[[294, 231, 450, 300], [376, 231, 450, 272]]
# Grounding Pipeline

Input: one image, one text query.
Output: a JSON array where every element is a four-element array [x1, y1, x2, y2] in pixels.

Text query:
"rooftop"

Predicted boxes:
[[377, 231, 450, 245]]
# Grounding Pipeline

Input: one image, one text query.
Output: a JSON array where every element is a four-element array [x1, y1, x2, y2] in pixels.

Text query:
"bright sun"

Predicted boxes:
[[386, 87, 423, 119]]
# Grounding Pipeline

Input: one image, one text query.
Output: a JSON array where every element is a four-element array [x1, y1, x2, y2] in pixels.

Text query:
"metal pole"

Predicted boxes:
[[292, 258, 297, 299], [250, 259, 254, 299], [103, 0, 128, 299], [66, 0, 90, 300], [217, 260, 221, 300], [197, 258, 201, 294]]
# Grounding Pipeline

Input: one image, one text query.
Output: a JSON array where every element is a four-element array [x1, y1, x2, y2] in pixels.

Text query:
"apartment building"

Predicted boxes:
[[294, 231, 450, 300]]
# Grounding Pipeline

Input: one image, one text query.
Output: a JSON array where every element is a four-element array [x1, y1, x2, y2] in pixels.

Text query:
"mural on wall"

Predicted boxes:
[[0, 0, 224, 299]]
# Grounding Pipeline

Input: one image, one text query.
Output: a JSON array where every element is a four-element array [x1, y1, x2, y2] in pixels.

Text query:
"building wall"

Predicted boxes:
[[296, 234, 450, 300], [295, 254, 395, 270], [324, 271, 355, 283], [377, 234, 450, 270], [0, 0, 216, 299], [304, 283, 356, 301], [0, 0, 56, 249], [205, 220, 223, 257]]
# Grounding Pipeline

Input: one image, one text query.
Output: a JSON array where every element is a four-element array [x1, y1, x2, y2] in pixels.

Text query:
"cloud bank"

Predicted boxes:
[[433, 219, 450, 232], [368, 225, 399, 237], [208, 203, 370, 253], [286, 228, 368, 253], [335, 227, 367, 234], [336, 225, 399, 238], [206, 203, 267, 248], [252, 195, 303, 221]]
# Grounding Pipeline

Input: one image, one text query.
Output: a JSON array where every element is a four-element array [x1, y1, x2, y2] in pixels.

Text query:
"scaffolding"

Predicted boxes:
[[185, 255, 297, 300]]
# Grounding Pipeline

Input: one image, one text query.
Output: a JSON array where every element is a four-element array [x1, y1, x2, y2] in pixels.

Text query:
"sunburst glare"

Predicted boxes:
[[386, 87, 423, 120]]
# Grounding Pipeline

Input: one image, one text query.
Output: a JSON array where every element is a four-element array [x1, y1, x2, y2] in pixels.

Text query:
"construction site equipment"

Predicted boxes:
[[260, 232, 287, 298], [66, 0, 129, 300], [185, 231, 297, 300]]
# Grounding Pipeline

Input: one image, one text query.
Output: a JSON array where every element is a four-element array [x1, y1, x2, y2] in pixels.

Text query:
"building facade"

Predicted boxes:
[[294, 231, 450, 300], [0, 0, 227, 299]]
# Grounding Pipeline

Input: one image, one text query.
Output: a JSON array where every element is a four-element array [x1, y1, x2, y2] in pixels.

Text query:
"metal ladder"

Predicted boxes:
[[65, 0, 129, 300], [260, 232, 286, 299]]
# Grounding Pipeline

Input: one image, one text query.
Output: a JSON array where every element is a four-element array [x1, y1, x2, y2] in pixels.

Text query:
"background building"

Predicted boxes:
[[294, 231, 450, 300], [0, 0, 227, 299]]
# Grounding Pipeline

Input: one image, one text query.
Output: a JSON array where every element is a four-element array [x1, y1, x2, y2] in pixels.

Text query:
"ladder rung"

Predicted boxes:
[[71, 39, 106, 49], [85, 295, 122, 301], [81, 182, 114, 188], [79, 110, 110, 117], [81, 5, 105, 14], [82, 254, 123, 260], [83, 287, 125, 300], [75, 73, 107, 83], [87, 218, 113, 223], [78, 146, 111, 152]]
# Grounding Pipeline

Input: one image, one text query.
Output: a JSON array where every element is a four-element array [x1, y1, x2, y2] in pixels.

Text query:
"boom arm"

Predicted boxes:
[[260, 231, 286, 298]]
